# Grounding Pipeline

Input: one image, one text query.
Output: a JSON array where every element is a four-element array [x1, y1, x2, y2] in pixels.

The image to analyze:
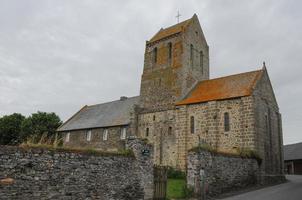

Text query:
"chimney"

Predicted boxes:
[[120, 96, 128, 101]]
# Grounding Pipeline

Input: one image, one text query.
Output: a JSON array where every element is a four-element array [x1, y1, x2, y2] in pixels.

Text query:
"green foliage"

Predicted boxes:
[[237, 147, 263, 165], [189, 143, 216, 153], [190, 144, 263, 165], [167, 178, 186, 199], [167, 167, 186, 179], [20, 111, 62, 143], [183, 185, 194, 198], [0, 111, 62, 145], [0, 113, 25, 145]]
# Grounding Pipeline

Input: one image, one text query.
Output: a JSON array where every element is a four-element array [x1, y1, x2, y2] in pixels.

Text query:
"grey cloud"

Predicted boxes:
[[0, 0, 301, 144]]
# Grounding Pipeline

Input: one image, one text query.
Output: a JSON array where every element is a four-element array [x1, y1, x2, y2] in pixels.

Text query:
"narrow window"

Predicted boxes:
[[153, 115, 156, 121], [168, 42, 172, 60], [190, 44, 194, 67], [168, 127, 172, 135], [224, 113, 230, 132], [103, 129, 108, 141], [65, 132, 70, 142], [190, 116, 195, 134], [86, 130, 92, 141], [153, 47, 158, 63], [120, 127, 126, 140], [200, 51, 203, 74], [146, 128, 149, 137]]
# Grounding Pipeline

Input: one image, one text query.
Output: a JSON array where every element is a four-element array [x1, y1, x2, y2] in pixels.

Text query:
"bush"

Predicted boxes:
[[167, 167, 186, 179]]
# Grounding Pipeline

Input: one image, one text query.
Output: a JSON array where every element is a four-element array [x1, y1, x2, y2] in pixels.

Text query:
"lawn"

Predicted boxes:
[[167, 178, 186, 199]]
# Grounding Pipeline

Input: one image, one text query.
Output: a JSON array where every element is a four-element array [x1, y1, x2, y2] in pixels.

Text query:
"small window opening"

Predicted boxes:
[[103, 129, 108, 141], [190, 44, 194, 67], [146, 128, 149, 137], [65, 132, 70, 142], [200, 51, 203, 74], [86, 130, 92, 141], [120, 127, 126, 140], [168, 127, 172, 135], [168, 42, 172, 60], [153, 47, 158, 63], [224, 112, 230, 132], [190, 116, 195, 134]]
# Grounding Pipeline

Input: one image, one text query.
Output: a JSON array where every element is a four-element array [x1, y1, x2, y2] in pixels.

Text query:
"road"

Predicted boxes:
[[220, 175, 302, 200]]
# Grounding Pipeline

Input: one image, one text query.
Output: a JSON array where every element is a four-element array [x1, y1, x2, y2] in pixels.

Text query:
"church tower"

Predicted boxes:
[[139, 14, 209, 112]]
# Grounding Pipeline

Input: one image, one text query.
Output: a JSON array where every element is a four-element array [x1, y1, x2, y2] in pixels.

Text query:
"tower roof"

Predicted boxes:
[[176, 69, 263, 105], [148, 16, 194, 43]]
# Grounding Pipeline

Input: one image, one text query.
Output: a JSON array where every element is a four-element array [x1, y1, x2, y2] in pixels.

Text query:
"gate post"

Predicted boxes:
[[199, 168, 206, 200]]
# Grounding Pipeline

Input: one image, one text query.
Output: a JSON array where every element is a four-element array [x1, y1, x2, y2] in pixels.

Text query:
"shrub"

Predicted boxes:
[[167, 167, 186, 179]]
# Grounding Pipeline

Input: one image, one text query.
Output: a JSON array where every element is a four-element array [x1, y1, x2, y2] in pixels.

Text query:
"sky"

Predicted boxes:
[[0, 0, 301, 144]]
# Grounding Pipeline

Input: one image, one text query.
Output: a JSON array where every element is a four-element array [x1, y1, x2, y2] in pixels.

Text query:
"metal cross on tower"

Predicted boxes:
[[176, 11, 181, 23]]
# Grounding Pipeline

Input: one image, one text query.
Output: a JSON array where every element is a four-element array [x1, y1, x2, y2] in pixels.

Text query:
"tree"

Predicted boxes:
[[0, 113, 25, 145], [21, 111, 62, 142]]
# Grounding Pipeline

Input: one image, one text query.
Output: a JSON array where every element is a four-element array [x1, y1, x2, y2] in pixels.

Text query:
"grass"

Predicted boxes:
[[189, 144, 262, 165], [167, 178, 186, 199], [19, 133, 135, 157]]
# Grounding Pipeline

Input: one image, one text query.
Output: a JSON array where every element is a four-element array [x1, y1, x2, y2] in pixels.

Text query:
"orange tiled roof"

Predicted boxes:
[[176, 69, 263, 105], [149, 18, 192, 43]]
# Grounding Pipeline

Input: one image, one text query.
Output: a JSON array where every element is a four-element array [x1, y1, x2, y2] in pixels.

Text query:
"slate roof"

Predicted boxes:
[[176, 69, 263, 106], [57, 96, 140, 132], [148, 17, 193, 43], [284, 142, 302, 161]]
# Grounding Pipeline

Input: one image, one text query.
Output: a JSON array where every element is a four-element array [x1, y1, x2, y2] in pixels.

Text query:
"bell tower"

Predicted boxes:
[[139, 14, 209, 112]]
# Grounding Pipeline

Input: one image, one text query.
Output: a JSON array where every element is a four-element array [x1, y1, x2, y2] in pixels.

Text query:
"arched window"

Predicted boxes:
[[224, 112, 230, 132], [190, 116, 195, 134], [168, 42, 172, 60], [190, 44, 194, 67], [153, 47, 158, 63], [168, 127, 172, 135], [146, 128, 149, 137], [200, 51, 203, 74]]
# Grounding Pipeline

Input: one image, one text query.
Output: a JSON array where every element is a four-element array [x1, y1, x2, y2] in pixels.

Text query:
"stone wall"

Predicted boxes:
[[187, 150, 259, 197], [62, 125, 129, 151], [253, 68, 284, 177], [0, 139, 153, 200]]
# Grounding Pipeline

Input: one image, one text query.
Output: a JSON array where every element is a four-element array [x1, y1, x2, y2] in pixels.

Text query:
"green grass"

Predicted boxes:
[[167, 178, 186, 199]]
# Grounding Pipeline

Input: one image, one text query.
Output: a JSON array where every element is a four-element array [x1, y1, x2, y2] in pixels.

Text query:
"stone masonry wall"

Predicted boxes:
[[253, 69, 284, 179], [174, 96, 256, 171], [187, 150, 259, 197], [0, 139, 153, 200], [62, 125, 129, 152]]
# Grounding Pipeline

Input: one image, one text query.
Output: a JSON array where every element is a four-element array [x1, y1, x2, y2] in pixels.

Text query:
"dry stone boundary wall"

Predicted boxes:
[[0, 139, 153, 200]]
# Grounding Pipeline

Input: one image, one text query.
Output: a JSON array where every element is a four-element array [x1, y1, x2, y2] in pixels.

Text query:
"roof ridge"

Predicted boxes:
[[204, 69, 263, 83], [87, 95, 140, 108], [284, 142, 302, 146]]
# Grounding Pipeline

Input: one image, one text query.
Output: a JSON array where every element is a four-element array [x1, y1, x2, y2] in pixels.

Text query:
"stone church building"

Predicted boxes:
[[58, 14, 284, 174]]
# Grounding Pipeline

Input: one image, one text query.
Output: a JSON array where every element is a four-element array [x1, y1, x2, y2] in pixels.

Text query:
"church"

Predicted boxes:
[[57, 14, 284, 174]]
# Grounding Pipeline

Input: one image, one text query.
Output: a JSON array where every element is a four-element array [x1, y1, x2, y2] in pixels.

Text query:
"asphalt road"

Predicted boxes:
[[220, 175, 302, 200]]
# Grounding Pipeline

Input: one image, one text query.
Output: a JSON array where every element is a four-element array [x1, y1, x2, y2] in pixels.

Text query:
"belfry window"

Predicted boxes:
[[190, 116, 195, 134], [200, 50, 203, 74], [168, 42, 172, 60], [190, 44, 194, 67], [224, 112, 230, 132], [153, 47, 158, 63]]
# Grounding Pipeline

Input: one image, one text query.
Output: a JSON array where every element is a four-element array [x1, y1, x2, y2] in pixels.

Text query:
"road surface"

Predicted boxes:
[[220, 175, 302, 200]]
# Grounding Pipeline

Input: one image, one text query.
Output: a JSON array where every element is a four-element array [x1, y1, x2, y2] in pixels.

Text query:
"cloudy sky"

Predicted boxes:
[[0, 0, 301, 144]]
